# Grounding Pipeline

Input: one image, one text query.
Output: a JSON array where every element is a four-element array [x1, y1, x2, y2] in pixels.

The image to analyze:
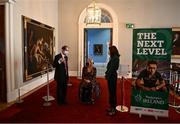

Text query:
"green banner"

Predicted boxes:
[[131, 28, 172, 117], [133, 28, 172, 60], [131, 88, 169, 110]]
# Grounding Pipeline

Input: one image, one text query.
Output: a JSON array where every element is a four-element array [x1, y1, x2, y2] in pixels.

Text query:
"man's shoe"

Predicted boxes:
[[105, 108, 113, 112], [57, 101, 68, 105], [107, 109, 116, 116], [63, 101, 68, 105]]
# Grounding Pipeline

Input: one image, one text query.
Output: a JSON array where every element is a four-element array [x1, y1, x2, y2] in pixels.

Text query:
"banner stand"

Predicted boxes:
[[16, 72, 23, 104], [130, 28, 171, 120], [138, 113, 159, 120], [116, 76, 128, 112], [137, 112, 158, 120], [16, 88, 23, 104], [42, 61, 55, 106]]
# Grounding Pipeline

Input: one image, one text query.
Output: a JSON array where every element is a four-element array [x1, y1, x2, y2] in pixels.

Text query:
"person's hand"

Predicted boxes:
[[155, 80, 160, 85], [143, 87, 151, 91], [84, 79, 90, 83], [150, 87, 156, 91], [58, 58, 64, 64]]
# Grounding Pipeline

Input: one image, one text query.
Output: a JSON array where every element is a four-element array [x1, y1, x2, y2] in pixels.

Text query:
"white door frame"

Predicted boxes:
[[78, 3, 118, 77]]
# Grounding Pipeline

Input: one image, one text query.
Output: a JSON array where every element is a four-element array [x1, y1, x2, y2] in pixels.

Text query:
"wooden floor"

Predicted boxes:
[[0, 102, 13, 111]]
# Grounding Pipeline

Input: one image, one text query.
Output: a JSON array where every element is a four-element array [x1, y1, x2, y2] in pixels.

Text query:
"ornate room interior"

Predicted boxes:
[[0, 0, 179, 123]]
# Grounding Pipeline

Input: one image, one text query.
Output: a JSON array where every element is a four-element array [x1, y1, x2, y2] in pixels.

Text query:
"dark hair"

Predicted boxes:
[[109, 45, 120, 57], [62, 45, 68, 50], [147, 60, 157, 66]]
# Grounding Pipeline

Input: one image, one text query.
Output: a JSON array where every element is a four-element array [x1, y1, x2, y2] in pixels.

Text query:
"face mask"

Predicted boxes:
[[64, 50, 69, 56]]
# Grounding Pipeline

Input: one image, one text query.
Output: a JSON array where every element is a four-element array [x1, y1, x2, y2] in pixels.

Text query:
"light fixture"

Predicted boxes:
[[85, 0, 101, 25]]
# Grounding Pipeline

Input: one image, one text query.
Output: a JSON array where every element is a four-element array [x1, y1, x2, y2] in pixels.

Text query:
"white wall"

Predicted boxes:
[[7, 0, 59, 102], [59, 0, 180, 75]]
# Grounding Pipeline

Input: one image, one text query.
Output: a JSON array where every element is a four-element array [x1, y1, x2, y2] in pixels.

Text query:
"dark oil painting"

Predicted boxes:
[[23, 16, 54, 81], [172, 28, 180, 58], [93, 44, 103, 55]]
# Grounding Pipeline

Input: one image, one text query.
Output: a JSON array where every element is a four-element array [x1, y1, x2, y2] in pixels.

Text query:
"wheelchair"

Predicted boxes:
[[79, 80, 100, 104]]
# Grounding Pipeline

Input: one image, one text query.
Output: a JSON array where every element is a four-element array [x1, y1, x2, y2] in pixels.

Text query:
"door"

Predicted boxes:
[[84, 29, 88, 65], [85, 28, 112, 77], [0, 5, 7, 102]]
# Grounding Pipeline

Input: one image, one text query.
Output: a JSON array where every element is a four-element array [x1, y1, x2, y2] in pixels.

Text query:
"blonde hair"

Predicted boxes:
[[87, 58, 94, 65]]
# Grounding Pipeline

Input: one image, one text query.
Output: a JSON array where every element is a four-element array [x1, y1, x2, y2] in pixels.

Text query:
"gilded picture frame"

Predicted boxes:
[[93, 44, 103, 55], [22, 16, 55, 81], [172, 27, 180, 58]]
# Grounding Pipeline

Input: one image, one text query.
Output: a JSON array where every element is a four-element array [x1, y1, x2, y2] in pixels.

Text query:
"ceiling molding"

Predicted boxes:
[[0, 0, 16, 4]]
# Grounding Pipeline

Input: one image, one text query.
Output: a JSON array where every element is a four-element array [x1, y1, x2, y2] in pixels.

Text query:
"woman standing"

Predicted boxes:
[[105, 45, 120, 116]]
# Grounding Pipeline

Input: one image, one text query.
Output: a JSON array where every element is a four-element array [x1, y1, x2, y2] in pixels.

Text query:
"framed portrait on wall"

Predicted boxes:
[[171, 63, 180, 72], [172, 27, 180, 58], [22, 16, 55, 81], [93, 44, 103, 55]]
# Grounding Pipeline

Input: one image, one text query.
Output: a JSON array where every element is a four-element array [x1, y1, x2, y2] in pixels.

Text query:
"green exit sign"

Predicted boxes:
[[126, 23, 134, 28]]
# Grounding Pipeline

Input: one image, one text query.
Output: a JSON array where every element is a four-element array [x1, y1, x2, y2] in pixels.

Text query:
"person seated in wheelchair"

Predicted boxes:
[[79, 58, 97, 104]]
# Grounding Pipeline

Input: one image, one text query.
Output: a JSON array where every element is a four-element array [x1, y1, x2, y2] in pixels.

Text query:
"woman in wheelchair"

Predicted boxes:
[[79, 58, 97, 104]]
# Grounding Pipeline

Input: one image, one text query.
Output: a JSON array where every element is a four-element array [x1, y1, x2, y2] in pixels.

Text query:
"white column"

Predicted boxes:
[[2, 0, 16, 102]]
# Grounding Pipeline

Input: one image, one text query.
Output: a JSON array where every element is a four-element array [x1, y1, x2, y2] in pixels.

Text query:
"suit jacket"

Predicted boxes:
[[105, 55, 119, 80], [53, 53, 69, 81]]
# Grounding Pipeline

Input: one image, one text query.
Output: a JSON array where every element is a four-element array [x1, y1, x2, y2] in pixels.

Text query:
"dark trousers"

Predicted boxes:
[[107, 76, 117, 109], [81, 85, 92, 102], [56, 79, 67, 104]]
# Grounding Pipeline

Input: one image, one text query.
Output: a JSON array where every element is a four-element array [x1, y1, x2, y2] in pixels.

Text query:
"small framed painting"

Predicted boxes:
[[172, 27, 180, 58], [93, 44, 103, 55]]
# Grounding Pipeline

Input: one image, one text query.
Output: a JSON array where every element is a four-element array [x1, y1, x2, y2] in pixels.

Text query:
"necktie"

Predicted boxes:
[[64, 56, 68, 75]]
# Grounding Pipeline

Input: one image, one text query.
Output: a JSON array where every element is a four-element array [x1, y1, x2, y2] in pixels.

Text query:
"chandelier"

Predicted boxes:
[[85, 0, 101, 25]]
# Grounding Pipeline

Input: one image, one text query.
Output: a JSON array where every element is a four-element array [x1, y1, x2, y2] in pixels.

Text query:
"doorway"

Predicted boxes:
[[84, 28, 112, 77], [78, 3, 119, 77], [0, 5, 7, 102]]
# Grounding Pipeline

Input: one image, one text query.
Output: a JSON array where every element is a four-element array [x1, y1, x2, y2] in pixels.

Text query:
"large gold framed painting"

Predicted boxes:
[[22, 16, 55, 81], [172, 27, 180, 58]]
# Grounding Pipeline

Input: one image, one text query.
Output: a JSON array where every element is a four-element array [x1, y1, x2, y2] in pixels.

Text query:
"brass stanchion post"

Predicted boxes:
[[42, 60, 55, 106], [116, 76, 128, 112]]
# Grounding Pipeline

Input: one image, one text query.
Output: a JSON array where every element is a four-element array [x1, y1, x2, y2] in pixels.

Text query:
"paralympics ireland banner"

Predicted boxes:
[[130, 28, 172, 117]]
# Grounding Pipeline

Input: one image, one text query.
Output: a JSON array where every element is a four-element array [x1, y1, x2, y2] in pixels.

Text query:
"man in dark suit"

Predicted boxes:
[[53, 45, 69, 105]]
